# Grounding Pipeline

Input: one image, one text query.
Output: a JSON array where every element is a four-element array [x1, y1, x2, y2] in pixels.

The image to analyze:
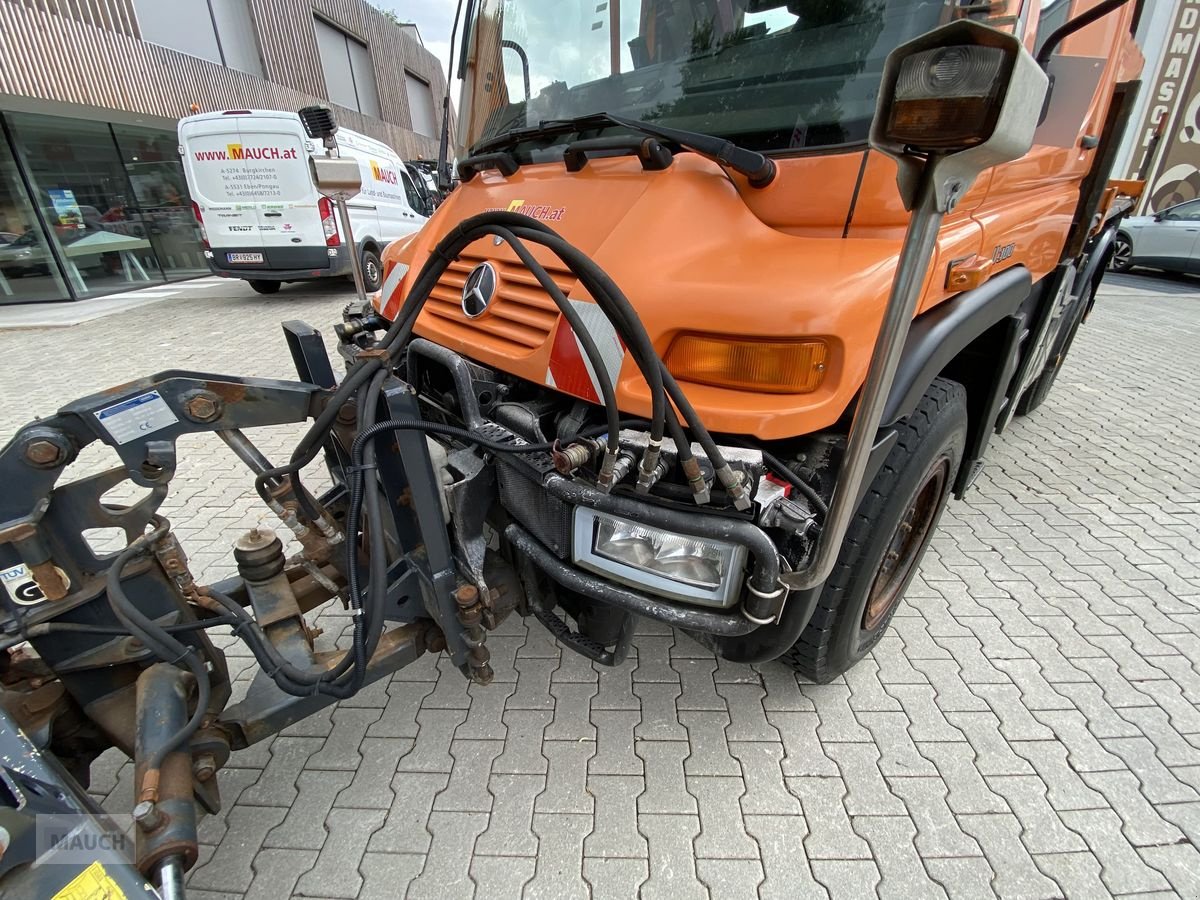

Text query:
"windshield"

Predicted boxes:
[[461, 0, 955, 156]]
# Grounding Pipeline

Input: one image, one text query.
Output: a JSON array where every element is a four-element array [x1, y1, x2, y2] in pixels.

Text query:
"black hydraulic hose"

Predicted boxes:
[[105, 531, 211, 775], [489, 225, 621, 454]]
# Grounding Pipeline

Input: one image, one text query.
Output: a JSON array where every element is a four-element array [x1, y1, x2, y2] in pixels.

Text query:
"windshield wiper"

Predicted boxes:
[[472, 112, 777, 188]]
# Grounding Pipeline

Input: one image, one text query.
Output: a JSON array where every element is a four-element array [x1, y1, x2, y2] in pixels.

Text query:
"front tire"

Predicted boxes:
[[248, 279, 281, 295], [361, 249, 383, 292], [782, 378, 967, 683], [1109, 233, 1133, 272]]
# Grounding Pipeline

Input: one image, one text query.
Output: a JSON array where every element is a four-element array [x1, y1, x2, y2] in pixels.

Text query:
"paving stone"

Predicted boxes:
[[435, 739, 504, 812], [589, 709, 642, 775], [985, 775, 1088, 854], [806, 683, 873, 742], [1058, 808, 1172, 895], [507, 656, 556, 709], [491, 709, 551, 775], [923, 856, 997, 898], [959, 812, 1062, 899], [333, 736, 402, 809], [474, 772, 543, 857], [553, 646, 599, 683], [470, 854, 537, 899], [767, 711, 839, 777], [916, 741, 1010, 815], [241, 848, 316, 900], [1009, 740, 1108, 812], [633, 680, 687, 741], [744, 814, 829, 900], [844, 658, 902, 712], [455, 681, 515, 740], [639, 814, 708, 900], [826, 742, 907, 816], [366, 680, 436, 738], [785, 776, 871, 860], [583, 857, 649, 900], [292, 807, 386, 898], [887, 776, 984, 859], [396, 708, 468, 773], [188, 805, 288, 893], [535, 739, 595, 814], [879, 684, 966, 742], [853, 815, 949, 900], [857, 711, 939, 777], [1138, 844, 1200, 897], [690, 776, 759, 859], [728, 742, 801, 816], [672, 657, 727, 711], [695, 859, 764, 899], [265, 769, 354, 849], [1103, 735, 1199, 804], [1080, 769, 1186, 847], [239, 737, 323, 807], [809, 859, 882, 900], [525, 812, 592, 900], [406, 811, 488, 900], [486, 634, 526, 684], [1033, 850, 1111, 899], [633, 634, 680, 682], [1117, 704, 1200, 767], [579, 773, 647, 860], [306, 708, 382, 771], [944, 710, 1036, 776], [358, 853, 427, 900], [638, 740, 698, 814], [195, 767, 263, 845], [544, 681, 597, 740], [367, 771, 449, 855], [908, 658, 990, 712], [590, 650, 640, 710], [680, 710, 740, 777]]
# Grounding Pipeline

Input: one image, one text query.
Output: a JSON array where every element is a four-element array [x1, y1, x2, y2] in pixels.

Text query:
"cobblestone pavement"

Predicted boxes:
[[2, 270, 1199, 899]]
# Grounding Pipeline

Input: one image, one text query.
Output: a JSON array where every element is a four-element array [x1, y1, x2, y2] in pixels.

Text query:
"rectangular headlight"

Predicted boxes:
[[571, 508, 747, 609]]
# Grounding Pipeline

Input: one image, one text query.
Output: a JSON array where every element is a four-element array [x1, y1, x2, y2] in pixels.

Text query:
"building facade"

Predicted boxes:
[[0, 0, 450, 304], [1112, 0, 1200, 212]]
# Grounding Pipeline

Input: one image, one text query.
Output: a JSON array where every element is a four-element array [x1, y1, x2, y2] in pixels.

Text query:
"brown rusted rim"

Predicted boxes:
[[862, 455, 951, 632]]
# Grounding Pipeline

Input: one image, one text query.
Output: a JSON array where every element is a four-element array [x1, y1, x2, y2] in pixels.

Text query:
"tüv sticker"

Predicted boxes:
[[0, 562, 69, 606]]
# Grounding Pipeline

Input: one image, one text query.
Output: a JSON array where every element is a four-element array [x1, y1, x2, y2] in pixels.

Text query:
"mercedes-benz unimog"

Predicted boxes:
[[0, 1, 1145, 896]]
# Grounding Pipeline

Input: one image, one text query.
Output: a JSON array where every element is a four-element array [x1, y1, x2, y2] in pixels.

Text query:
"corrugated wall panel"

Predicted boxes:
[[0, 0, 446, 157]]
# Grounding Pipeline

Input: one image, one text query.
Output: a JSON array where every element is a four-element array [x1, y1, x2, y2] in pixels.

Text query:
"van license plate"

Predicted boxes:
[[227, 252, 264, 264]]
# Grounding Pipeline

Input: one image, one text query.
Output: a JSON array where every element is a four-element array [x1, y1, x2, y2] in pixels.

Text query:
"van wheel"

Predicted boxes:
[[781, 378, 967, 683], [249, 280, 281, 295], [361, 250, 383, 292]]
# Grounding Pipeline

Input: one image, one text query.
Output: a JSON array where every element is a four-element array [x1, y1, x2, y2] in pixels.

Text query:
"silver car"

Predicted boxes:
[[1111, 199, 1200, 275]]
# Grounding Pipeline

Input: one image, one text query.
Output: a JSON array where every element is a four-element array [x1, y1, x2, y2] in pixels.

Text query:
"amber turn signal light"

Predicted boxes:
[[665, 335, 828, 394]]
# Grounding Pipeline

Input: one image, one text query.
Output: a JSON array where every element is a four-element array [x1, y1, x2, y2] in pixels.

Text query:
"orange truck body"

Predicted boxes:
[[376, 1, 1143, 443]]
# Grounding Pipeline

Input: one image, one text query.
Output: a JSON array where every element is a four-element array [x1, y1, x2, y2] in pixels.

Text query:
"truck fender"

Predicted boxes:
[[881, 265, 1033, 428], [1074, 225, 1117, 321]]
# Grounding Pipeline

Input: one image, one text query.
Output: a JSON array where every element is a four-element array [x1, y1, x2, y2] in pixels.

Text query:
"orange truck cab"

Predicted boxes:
[[363, 0, 1145, 681]]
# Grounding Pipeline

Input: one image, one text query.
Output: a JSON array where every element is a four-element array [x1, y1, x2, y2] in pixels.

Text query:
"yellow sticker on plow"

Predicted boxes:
[[51, 860, 128, 900]]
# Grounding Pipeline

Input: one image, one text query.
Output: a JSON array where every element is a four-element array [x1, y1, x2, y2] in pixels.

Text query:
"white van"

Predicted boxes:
[[179, 109, 431, 295]]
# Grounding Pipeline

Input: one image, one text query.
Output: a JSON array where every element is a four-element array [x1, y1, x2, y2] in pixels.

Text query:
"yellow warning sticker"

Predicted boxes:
[[51, 860, 128, 900]]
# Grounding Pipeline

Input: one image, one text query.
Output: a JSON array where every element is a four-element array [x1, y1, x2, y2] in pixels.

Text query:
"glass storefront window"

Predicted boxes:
[[112, 124, 208, 281], [0, 133, 69, 303], [7, 112, 167, 299]]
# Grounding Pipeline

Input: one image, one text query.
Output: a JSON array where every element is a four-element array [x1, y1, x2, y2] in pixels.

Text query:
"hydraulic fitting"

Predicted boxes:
[[680, 457, 712, 505], [635, 441, 663, 494], [716, 464, 753, 511], [553, 438, 600, 476], [609, 451, 637, 486], [595, 448, 620, 492]]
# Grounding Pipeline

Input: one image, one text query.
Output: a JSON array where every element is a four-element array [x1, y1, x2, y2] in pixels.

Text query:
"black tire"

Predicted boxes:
[[248, 280, 281, 295], [782, 378, 967, 683], [1109, 233, 1133, 272], [361, 249, 383, 292]]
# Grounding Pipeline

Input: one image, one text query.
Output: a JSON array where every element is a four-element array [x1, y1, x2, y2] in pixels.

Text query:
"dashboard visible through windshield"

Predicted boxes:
[[461, 0, 956, 157]]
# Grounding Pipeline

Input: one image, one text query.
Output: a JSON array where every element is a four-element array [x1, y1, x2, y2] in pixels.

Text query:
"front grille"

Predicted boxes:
[[425, 253, 574, 355], [496, 455, 573, 559]]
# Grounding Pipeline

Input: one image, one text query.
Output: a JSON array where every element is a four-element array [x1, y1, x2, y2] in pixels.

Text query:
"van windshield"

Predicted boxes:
[[461, 0, 953, 155]]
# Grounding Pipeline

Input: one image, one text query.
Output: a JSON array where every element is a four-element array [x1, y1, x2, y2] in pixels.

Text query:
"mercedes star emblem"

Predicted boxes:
[[461, 262, 498, 318]]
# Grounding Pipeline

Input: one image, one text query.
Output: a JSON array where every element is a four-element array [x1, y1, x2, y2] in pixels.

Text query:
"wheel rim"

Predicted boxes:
[[364, 258, 379, 287], [862, 456, 950, 632], [1111, 239, 1131, 269]]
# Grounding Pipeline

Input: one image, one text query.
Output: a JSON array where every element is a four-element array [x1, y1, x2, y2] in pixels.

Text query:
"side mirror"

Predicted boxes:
[[1153, 212, 1166, 222], [870, 19, 1049, 212]]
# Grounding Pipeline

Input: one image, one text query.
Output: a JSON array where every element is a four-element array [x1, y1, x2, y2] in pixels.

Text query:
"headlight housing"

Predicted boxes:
[[571, 508, 747, 608]]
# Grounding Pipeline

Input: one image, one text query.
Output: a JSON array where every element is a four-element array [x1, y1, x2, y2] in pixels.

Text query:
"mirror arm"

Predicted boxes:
[[1035, 0, 1134, 68]]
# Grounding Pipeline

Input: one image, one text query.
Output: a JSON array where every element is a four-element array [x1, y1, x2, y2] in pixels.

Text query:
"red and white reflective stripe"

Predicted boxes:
[[377, 262, 410, 320], [545, 299, 624, 403]]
